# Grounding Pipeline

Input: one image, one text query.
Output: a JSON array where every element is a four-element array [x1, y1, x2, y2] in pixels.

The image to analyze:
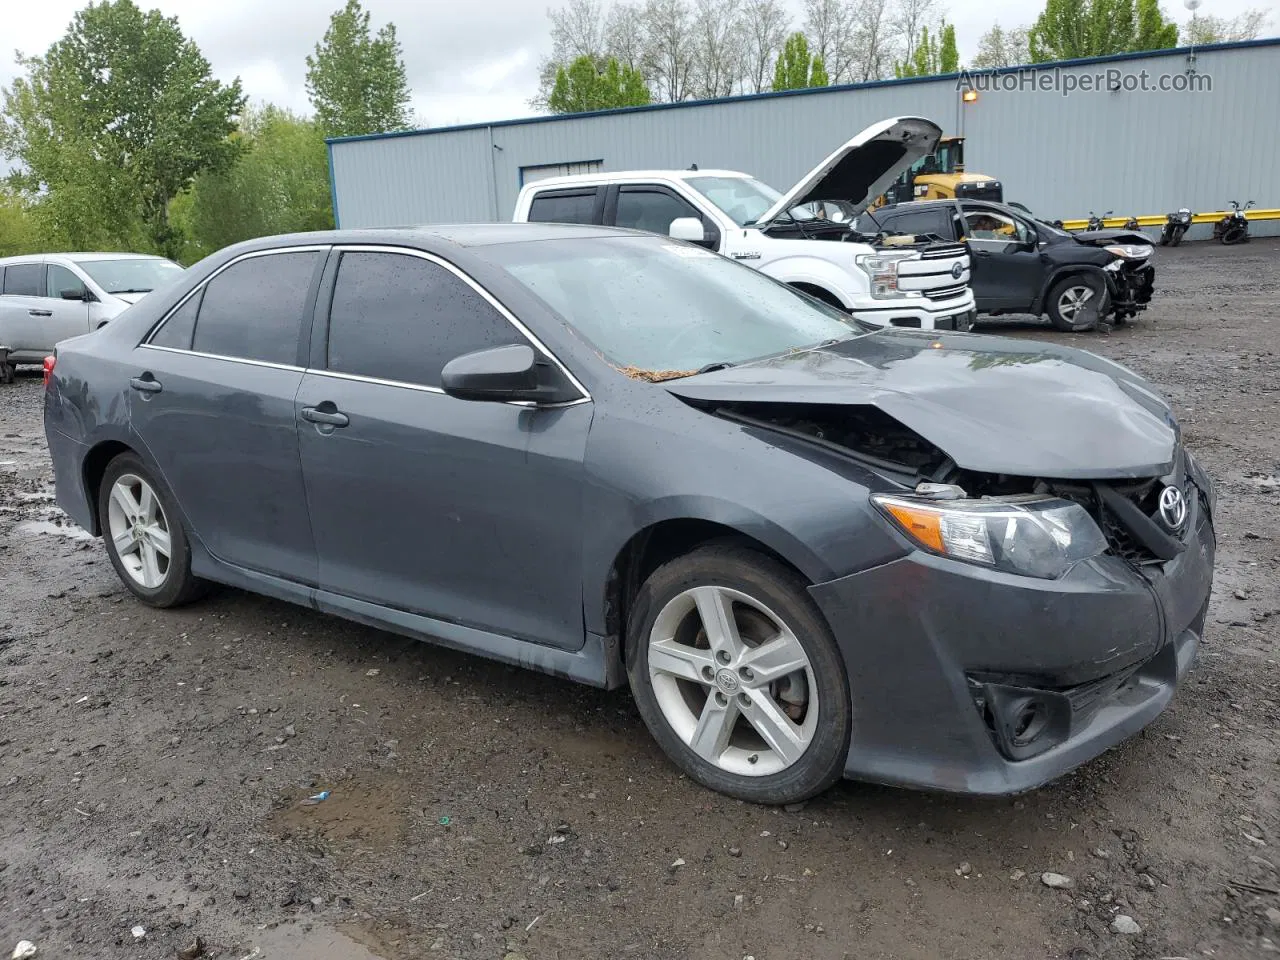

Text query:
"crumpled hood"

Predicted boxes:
[[1070, 228, 1152, 247], [665, 330, 1178, 480]]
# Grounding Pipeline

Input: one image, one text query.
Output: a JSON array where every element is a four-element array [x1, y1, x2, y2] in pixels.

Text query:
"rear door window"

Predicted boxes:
[[325, 251, 525, 388], [2, 262, 45, 297], [191, 251, 320, 365], [526, 189, 600, 225]]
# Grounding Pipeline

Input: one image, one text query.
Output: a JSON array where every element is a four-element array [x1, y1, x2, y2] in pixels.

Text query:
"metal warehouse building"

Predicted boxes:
[[328, 39, 1280, 236]]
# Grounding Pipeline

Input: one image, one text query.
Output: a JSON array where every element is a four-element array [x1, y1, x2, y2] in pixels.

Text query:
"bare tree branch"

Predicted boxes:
[[739, 0, 791, 93]]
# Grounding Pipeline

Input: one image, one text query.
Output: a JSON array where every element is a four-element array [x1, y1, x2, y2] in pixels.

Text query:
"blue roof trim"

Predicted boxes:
[[327, 36, 1280, 147], [326, 140, 340, 228]]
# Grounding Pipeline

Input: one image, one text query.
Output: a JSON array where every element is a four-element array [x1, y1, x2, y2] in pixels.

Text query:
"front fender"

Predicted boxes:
[[757, 255, 862, 309]]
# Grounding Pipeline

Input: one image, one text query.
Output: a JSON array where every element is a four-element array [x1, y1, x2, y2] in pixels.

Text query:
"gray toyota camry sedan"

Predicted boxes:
[[43, 224, 1215, 804]]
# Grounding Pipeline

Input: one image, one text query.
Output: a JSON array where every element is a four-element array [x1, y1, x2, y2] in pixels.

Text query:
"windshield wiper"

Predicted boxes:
[[112, 288, 153, 294], [696, 361, 735, 374]]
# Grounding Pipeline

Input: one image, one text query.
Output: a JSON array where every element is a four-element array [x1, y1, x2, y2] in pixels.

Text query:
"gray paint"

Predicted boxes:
[[45, 223, 1215, 795], [330, 41, 1280, 237]]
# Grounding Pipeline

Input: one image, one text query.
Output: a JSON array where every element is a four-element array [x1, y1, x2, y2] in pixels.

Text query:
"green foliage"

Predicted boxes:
[[0, 189, 40, 257], [896, 21, 957, 77], [306, 0, 412, 138], [171, 104, 334, 264], [1029, 0, 1179, 62], [771, 33, 828, 91], [1182, 9, 1270, 44], [547, 55, 651, 113], [0, 0, 245, 258]]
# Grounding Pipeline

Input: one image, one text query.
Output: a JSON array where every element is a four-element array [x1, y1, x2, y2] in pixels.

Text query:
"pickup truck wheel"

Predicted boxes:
[[626, 543, 851, 805], [1047, 275, 1104, 332], [788, 283, 844, 310]]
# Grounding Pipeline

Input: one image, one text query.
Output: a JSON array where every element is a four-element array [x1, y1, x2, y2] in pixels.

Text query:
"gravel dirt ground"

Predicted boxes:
[[2, 238, 1279, 960]]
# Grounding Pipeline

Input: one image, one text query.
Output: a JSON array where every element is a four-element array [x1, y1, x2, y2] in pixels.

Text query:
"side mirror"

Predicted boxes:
[[668, 217, 706, 243], [440, 344, 578, 405], [61, 288, 89, 301]]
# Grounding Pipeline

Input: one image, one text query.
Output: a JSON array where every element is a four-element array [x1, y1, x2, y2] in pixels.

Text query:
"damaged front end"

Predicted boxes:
[[1104, 255, 1155, 319]]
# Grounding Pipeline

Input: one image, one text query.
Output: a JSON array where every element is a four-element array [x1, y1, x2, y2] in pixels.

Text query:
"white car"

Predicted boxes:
[[0, 252, 184, 372], [512, 116, 975, 331]]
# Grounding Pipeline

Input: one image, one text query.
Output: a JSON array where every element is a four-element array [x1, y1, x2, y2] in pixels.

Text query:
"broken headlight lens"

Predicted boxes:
[[872, 494, 1108, 579], [1103, 243, 1153, 260]]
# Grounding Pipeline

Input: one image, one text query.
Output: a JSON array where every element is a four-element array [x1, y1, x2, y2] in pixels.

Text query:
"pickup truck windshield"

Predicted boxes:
[[485, 236, 859, 378], [686, 176, 784, 226]]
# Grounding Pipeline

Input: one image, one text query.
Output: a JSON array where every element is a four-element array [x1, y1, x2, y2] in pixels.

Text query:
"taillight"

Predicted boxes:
[[43, 355, 56, 386]]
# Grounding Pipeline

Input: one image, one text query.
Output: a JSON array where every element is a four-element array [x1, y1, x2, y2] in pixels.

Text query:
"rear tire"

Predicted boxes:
[[98, 453, 206, 608], [626, 543, 852, 805], [1047, 275, 1106, 332]]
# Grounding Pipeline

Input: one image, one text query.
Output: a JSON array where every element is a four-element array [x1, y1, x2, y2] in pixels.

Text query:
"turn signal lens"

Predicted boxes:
[[879, 500, 945, 552]]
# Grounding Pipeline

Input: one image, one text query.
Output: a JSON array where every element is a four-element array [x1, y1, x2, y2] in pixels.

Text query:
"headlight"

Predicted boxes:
[[1104, 244, 1152, 259], [856, 252, 915, 299], [872, 494, 1108, 579]]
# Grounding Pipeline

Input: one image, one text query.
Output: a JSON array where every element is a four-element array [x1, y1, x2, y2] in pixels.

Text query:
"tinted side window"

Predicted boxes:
[[614, 189, 700, 235], [527, 190, 598, 224], [886, 209, 952, 238], [191, 252, 318, 364], [47, 264, 86, 299], [3, 263, 44, 297], [327, 252, 524, 388], [150, 292, 202, 350]]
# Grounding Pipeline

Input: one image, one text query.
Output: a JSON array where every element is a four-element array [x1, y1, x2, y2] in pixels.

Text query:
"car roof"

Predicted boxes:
[[522, 169, 750, 191], [0, 252, 169, 265]]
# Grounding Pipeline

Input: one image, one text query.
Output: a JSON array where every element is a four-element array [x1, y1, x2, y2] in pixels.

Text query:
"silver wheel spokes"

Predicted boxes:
[[106, 474, 171, 590], [1058, 285, 1095, 320], [648, 585, 818, 777]]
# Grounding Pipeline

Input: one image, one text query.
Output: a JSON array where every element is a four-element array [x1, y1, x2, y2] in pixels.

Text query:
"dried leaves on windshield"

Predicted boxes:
[[616, 365, 700, 382]]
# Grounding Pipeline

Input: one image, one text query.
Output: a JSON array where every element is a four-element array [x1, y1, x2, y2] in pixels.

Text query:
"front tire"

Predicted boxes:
[[98, 453, 205, 608], [1047, 274, 1106, 332], [626, 543, 852, 804]]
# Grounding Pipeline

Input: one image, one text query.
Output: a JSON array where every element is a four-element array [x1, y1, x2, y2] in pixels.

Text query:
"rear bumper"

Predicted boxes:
[[45, 427, 96, 533], [810, 499, 1215, 795]]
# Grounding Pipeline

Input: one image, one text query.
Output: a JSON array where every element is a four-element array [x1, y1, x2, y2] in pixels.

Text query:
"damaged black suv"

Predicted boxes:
[[871, 199, 1155, 331]]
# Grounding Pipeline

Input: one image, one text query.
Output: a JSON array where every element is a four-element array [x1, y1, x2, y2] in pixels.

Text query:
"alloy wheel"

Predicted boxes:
[[106, 473, 172, 590], [647, 585, 818, 777], [1057, 285, 1096, 322]]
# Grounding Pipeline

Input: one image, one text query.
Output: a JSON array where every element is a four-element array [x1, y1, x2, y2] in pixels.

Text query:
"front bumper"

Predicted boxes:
[[1107, 262, 1155, 312], [851, 292, 977, 332], [809, 491, 1214, 794]]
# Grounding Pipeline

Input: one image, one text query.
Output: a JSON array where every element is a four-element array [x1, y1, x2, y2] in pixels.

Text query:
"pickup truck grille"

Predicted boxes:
[[919, 244, 969, 261], [924, 283, 968, 302]]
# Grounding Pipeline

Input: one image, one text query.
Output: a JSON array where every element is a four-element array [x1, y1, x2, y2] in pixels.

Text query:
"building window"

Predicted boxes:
[[520, 159, 603, 185]]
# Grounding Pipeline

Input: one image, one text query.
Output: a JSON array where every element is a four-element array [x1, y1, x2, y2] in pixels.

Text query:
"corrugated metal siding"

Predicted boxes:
[[332, 43, 1280, 236]]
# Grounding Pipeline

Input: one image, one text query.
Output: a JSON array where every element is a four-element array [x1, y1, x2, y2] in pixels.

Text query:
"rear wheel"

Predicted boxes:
[[1047, 275, 1105, 332], [626, 543, 852, 804], [99, 453, 205, 608]]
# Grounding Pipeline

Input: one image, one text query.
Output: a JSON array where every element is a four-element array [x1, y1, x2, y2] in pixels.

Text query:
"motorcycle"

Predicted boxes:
[[1160, 208, 1192, 247], [1086, 210, 1113, 231], [1124, 215, 1140, 230], [1213, 200, 1254, 245]]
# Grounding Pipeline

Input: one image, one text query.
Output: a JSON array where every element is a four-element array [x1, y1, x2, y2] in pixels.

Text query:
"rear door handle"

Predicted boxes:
[[29, 309, 52, 317], [301, 405, 349, 427], [129, 375, 163, 394]]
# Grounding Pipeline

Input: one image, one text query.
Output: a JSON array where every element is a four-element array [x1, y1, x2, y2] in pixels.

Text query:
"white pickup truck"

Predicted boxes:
[[512, 116, 976, 331]]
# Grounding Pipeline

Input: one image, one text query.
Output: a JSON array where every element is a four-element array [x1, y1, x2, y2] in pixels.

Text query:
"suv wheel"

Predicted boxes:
[[626, 543, 851, 804], [1047, 275, 1106, 332], [99, 453, 206, 608]]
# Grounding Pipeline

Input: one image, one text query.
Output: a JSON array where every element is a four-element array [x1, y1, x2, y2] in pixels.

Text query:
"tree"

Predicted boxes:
[[690, 0, 744, 99], [548, 55, 652, 113], [772, 32, 829, 90], [939, 21, 959, 72], [1133, 0, 1178, 50], [741, 0, 792, 92], [804, 0, 858, 83], [1028, 0, 1179, 62], [306, 0, 412, 138], [1182, 9, 1270, 44], [894, 20, 954, 76], [642, 0, 697, 101], [971, 23, 1032, 68], [0, 188, 39, 257], [0, 0, 244, 257], [891, 0, 938, 61], [850, 0, 898, 81], [172, 105, 333, 263]]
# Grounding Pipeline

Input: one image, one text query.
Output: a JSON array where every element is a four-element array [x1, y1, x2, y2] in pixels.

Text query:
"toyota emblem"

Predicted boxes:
[[951, 262, 964, 280], [1158, 486, 1187, 532]]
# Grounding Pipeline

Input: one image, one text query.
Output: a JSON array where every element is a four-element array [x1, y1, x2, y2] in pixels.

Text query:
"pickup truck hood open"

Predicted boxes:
[[757, 117, 943, 225], [665, 330, 1178, 480]]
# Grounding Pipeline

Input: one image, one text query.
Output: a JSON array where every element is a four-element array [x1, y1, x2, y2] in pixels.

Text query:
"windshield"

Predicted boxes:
[[686, 176, 784, 226], [75, 258, 184, 295], [485, 236, 860, 377]]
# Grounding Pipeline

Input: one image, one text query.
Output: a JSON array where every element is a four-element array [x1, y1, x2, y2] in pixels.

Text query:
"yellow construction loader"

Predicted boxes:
[[871, 136, 1002, 208]]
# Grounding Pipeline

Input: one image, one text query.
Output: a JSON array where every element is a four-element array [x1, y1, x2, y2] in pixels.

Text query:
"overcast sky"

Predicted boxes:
[[1, 0, 1273, 129]]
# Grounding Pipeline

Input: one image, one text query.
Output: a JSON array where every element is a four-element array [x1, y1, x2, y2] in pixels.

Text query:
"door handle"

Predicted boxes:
[[29, 309, 53, 317], [301, 405, 349, 427], [974, 250, 992, 257], [129, 375, 163, 394]]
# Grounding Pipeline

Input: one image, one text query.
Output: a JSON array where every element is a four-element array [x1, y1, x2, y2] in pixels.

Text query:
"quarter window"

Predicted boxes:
[[614, 188, 701, 235], [326, 251, 525, 388], [2, 263, 44, 297], [150, 292, 202, 350], [47, 264, 86, 300], [191, 252, 319, 365]]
